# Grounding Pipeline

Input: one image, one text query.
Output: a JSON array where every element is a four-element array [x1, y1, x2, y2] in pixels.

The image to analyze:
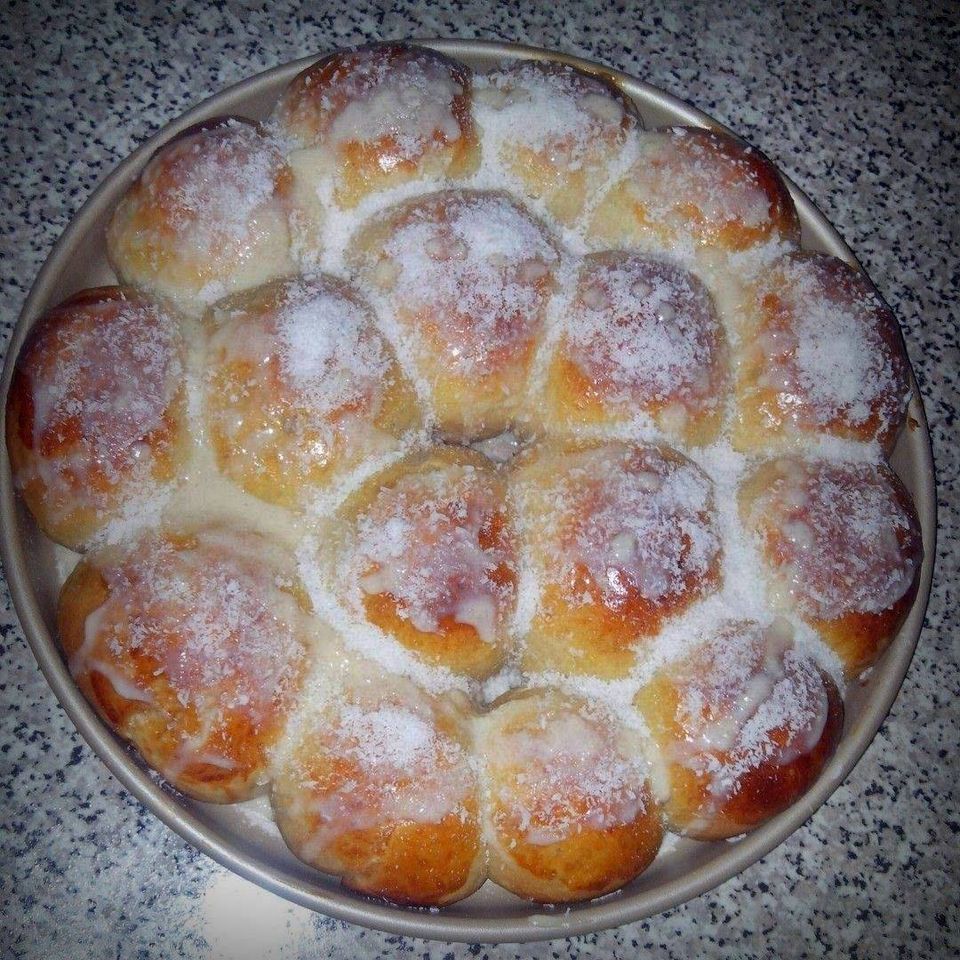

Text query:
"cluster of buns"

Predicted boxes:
[[6, 43, 923, 907]]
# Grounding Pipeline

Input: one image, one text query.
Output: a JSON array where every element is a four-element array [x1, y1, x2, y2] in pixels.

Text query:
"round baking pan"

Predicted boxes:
[[0, 39, 937, 943]]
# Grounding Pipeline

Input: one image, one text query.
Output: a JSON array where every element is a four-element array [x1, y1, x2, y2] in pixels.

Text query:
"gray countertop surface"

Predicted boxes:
[[1, 1, 957, 957]]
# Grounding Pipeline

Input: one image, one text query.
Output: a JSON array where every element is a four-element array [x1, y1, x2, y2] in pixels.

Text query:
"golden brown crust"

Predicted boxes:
[[588, 126, 800, 254], [348, 189, 559, 439], [534, 251, 730, 446], [327, 446, 517, 679], [107, 118, 294, 317], [512, 440, 721, 678], [271, 669, 486, 906], [739, 457, 923, 678], [276, 43, 479, 209], [635, 625, 844, 840], [476, 60, 640, 225], [57, 527, 310, 803], [5, 288, 189, 550], [10, 46, 926, 912], [478, 689, 662, 902], [732, 252, 911, 455], [204, 275, 421, 509]]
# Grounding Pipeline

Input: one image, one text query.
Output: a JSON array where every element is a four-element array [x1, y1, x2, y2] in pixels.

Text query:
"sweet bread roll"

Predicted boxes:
[[271, 659, 485, 906], [274, 42, 479, 224], [474, 60, 640, 224], [204, 275, 420, 509], [512, 441, 721, 678], [57, 525, 311, 803], [739, 457, 923, 677], [634, 619, 843, 840], [5, 287, 188, 550], [535, 251, 730, 445], [326, 446, 517, 679], [107, 117, 295, 317], [477, 688, 662, 902], [349, 189, 559, 438], [732, 252, 912, 454], [588, 126, 800, 260]]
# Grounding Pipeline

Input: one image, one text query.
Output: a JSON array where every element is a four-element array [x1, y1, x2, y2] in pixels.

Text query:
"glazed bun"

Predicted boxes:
[[107, 117, 295, 317], [634, 619, 843, 839], [323, 446, 518, 680], [474, 60, 640, 224], [5, 287, 188, 550], [534, 251, 730, 445], [732, 252, 912, 453], [271, 657, 485, 905], [274, 41, 479, 231], [204, 275, 421, 509], [511, 441, 721, 678], [349, 189, 559, 438], [57, 525, 311, 802], [739, 457, 923, 677], [477, 688, 662, 902], [588, 126, 800, 260]]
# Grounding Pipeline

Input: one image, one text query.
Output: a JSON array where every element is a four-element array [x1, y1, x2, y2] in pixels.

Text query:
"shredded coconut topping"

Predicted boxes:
[[155, 121, 287, 253], [632, 128, 778, 238], [19, 296, 182, 506], [564, 252, 727, 410], [669, 620, 830, 798], [475, 61, 631, 170], [289, 688, 473, 844], [206, 276, 399, 479], [347, 462, 515, 641], [279, 44, 467, 158], [490, 703, 648, 844], [88, 530, 304, 716], [524, 444, 721, 606], [35, 47, 923, 889], [753, 254, 909, 432], [747, 459, 921, 619], [275, 280, 392, 418], [358, 190, 558, 375]]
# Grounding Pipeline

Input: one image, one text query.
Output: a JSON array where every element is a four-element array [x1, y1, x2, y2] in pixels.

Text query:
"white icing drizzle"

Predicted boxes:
[[668, 620, 830, 802], [206, 276, 399, 477], [489, 702, 649, 844], [116, 120, 293, 310], [16, 296, 183, 522], [747, 254, 910, 434], [628, 128, 778, 238], [746, 458, 921, 620], [346, 461, 515, 643], [75, 529, 305, 724], [355, 190, 558, 376], [33, 47, 919, 878], [520, 443, 720, 607], [281, 45, 466, 159], [474, 62, 632, 171], [285, 683, 474, 855], [562, 252, 728, 415]]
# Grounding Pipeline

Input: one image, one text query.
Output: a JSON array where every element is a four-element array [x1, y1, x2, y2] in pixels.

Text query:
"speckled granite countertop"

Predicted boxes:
[[1, 1, 957, 957]]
